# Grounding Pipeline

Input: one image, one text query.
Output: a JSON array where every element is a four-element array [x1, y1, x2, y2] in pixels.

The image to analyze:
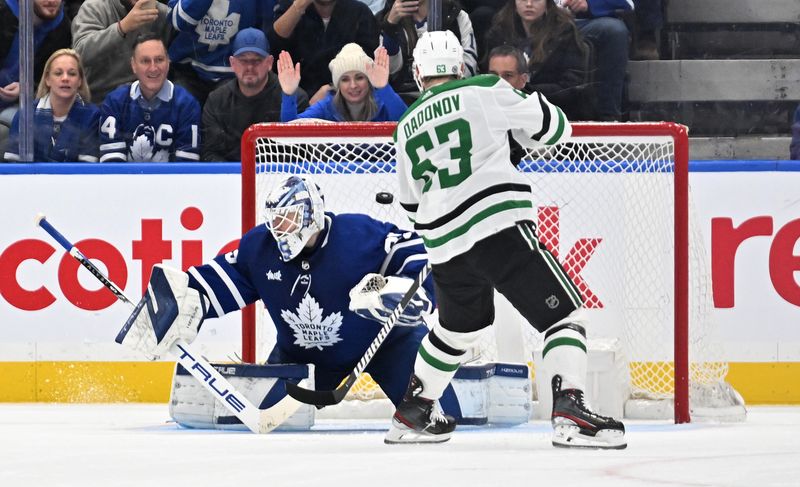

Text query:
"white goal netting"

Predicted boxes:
[[241, 121, 745, 422]]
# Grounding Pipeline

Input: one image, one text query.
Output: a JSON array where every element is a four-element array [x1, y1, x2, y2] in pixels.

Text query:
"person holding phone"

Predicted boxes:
[[377, 0, 478, 104], [72, 0, 171, 103]]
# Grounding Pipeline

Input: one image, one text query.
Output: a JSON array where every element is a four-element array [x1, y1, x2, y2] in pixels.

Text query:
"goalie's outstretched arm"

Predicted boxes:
[[35, 214, 299, 433]]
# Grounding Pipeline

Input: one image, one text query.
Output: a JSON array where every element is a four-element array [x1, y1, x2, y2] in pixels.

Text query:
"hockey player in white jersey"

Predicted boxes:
[[391, 30, 627, 449], [120, 174, 465, 441]]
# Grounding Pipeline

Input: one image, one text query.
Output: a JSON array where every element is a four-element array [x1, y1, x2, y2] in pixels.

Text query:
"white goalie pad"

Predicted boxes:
[[169, 363, 316, 431], [450, 363, 531, 426]]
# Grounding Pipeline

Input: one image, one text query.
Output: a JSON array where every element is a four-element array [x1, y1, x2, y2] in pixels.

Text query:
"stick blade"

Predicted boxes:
[[285, 380, 348, 406]]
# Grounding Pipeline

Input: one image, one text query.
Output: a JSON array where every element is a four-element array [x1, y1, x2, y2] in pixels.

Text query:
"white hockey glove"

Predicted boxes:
[[117, 264, 208, 361], [348, 273, 432, 326]]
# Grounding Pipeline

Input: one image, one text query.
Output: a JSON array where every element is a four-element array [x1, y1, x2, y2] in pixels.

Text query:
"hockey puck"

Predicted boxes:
[[375, 192, 394, 204]]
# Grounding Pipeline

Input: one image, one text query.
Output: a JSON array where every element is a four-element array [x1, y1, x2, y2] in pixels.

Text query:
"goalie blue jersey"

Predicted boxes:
[[187, 212, 433, 372]]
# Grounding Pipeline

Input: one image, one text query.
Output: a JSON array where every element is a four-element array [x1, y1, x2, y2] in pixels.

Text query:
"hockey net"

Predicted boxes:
[[241, 121, 745, 423]]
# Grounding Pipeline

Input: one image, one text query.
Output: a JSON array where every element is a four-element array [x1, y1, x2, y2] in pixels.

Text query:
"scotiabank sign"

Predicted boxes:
[[0, 168, 798, 362], [713, 216, 800, 307], [0, 207, 239, 311]]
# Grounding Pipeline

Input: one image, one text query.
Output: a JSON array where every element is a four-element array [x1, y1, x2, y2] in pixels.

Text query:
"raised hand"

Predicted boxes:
[[386, 0, 420, 25], [120, 0, 160, 34], [277, 50, 301, 95], [366, 46, 390, 89]]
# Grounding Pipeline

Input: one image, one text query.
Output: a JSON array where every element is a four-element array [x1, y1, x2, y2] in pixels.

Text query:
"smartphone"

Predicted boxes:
[[139, 0, 157, 9]]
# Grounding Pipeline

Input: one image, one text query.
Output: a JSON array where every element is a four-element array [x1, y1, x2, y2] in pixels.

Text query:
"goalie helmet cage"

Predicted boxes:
[[241, 121, 729, 425]]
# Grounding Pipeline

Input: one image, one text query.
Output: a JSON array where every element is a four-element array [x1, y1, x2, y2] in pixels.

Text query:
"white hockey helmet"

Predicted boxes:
[[412, 30, 465, 91], [263, 175, 325, 262]]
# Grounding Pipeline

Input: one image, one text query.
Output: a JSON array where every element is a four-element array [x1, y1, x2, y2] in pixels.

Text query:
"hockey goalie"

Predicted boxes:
[[120, 175, 530, 441]]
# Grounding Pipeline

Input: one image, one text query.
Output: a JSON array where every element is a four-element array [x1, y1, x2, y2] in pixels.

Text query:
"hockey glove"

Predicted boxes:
[[118, 264, 208, 360], [349, 273, 432, 326]]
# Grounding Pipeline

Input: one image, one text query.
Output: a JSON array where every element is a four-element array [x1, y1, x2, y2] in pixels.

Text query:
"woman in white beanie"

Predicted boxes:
[[278, 43, 408, 122]]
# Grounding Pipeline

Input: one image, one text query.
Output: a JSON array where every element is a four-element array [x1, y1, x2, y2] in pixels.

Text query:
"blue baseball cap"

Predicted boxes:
[[232, 28, 269, 57]]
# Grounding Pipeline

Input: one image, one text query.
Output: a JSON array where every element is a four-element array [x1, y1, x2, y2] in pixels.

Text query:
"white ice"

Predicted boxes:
[[1, 404, 798, 487]]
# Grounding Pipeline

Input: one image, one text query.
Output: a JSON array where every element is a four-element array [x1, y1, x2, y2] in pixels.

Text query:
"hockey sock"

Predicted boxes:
[[542, 319, 588, 391], [414, 326, 487, 400]]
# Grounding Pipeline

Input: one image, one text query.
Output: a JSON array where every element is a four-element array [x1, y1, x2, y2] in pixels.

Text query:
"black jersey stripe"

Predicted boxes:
[[414, 182, 531, 231], [531, 93, 551, 142], [400, 201, 419, 213]]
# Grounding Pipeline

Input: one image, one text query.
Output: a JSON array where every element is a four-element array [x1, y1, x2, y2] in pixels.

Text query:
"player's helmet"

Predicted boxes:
[[263, 175, 325, 262], [412, 30, 465, 91]]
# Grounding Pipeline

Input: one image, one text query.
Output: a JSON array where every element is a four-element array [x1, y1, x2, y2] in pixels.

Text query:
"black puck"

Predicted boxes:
[[375, 192, 394, 204]]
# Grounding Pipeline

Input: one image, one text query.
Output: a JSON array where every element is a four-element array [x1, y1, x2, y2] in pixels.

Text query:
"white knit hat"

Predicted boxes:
[[328, 43, 372, 88]]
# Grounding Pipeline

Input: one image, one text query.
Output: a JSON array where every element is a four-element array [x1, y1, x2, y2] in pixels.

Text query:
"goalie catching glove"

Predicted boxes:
[[117, 264, 208, 360], [349, 273, 433, 326]]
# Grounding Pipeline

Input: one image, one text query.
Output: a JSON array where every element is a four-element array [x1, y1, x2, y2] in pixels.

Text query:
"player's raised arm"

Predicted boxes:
[[493, 79, 573, 148]]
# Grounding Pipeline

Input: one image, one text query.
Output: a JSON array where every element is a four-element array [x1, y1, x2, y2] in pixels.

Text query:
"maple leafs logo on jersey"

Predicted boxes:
[[129, 124, 169, 162], [196, 0, 241, 52], [281, 294, 343, 350]]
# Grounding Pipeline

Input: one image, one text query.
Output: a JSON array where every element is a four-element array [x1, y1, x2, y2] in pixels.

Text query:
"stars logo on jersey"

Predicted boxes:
[[196, 0, 240, 52], [281, 294, 343, 350]]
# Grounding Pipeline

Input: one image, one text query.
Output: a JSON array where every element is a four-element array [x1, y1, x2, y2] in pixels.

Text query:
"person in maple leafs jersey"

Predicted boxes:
[[99, 33, 200, 162], [184, 175, 459, 433]]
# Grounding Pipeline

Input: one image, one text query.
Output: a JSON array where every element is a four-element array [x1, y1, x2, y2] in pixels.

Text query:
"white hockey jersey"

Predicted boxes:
[[393, 74, 572, 264]]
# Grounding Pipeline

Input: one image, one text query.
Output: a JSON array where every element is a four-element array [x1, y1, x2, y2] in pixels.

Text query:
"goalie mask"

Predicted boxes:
[[263, 175, 325, 262], [412, 30, 465, 91]]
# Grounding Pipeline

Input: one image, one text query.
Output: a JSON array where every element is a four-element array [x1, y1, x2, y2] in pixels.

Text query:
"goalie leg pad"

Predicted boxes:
[[443, 362, 531, 426], [169, 363, 315, 431]]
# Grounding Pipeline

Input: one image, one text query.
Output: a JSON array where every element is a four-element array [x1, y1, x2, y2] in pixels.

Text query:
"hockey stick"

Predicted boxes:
[[35, 213, 301, 433], [286, 262, 432, 406]]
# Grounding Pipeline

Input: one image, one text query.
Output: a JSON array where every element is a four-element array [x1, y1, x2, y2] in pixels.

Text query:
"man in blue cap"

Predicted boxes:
[[167, 0, 276, 105], [201, 27, 308, 162]]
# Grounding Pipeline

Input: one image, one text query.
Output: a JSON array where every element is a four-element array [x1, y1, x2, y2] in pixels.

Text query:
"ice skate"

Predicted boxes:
[[551, 375, 627, 450], [385, 375, 456, 444]]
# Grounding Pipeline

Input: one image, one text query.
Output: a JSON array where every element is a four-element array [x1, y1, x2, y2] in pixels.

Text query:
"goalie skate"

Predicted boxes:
[[550, 375, 627, 450], [385, 375, 456, 445]]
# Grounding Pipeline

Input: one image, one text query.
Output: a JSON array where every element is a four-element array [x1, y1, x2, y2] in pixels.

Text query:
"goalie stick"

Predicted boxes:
[[35, 213, 300, 434], [285, 262, 432, 406]]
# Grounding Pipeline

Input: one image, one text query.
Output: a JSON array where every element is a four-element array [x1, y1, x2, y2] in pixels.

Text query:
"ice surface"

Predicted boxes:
[[1, 404, 798, 487]]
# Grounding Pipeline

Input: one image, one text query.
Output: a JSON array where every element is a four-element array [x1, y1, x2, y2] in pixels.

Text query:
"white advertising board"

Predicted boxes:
[[1, 165, 798, 362]]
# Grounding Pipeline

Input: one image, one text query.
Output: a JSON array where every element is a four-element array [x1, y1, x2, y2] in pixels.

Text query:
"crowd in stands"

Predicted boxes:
[[0, 0, 687, 163]]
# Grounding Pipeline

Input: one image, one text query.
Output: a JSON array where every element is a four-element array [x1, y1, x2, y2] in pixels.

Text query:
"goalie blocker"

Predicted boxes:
[[170, 362, 531, 430]]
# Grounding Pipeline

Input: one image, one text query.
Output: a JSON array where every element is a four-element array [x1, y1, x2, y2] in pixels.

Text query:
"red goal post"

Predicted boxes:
[[241, 121, 703, 423]]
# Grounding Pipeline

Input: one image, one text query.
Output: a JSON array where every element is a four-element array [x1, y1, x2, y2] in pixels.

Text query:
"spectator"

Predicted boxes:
[[167, 0, 276, 105], [99, 33, 201, 162], [268, 0, 379, 99], [631, 0, 661, 60], [202, 28, 308, 162], [791, 104, 800, 160], [378, 0, 477, 103], [72, 0, 171, 103], [486, 44, 529, 90], [559, 0, 632, 121], [3, 49, 100, 162], [484, 0, 592, 120], [0, 0, 72, 119], [278, 43, 406, 122]]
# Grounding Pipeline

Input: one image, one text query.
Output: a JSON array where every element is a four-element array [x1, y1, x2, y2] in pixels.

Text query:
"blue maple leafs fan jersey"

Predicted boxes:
[[186, 212, 434, 402]]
